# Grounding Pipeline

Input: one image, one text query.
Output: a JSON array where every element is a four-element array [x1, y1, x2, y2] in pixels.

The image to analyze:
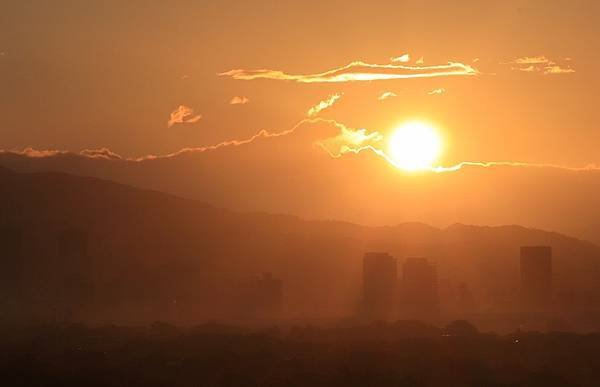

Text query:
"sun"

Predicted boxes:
[[388, 121, 442, 171]]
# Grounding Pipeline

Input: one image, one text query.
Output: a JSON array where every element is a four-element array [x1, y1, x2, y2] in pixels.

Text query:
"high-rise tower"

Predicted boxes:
[[363, 252, 397, 321]]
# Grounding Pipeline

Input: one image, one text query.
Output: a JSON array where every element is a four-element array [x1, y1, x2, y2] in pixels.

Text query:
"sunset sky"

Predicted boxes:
[[1, 1, 600, 241]]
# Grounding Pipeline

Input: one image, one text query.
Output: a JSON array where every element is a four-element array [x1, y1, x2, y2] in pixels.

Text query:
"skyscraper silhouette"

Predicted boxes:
[[520, 246, 552, 312], [363, 252, 397, 321], [400, 257, 440, 323]]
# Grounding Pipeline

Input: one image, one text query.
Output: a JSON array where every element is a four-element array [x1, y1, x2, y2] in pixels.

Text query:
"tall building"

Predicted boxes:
[[363, 252, 397, 321], [400, 257, 439, 323], [520, 246, 552, 312]]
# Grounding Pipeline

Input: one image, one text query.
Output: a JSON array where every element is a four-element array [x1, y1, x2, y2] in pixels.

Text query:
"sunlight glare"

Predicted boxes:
[[388, 121, 442, 171]]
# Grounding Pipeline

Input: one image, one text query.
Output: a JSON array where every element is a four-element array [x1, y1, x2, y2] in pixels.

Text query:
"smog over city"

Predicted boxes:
[[1, 1, 600, 386]]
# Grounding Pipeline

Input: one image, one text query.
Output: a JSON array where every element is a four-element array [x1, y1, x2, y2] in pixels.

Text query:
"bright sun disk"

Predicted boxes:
[[388, 121, 442, 171]]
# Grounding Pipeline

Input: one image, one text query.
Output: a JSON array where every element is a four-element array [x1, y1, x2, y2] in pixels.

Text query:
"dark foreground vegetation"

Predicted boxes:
[[1, 321, 600, 387]]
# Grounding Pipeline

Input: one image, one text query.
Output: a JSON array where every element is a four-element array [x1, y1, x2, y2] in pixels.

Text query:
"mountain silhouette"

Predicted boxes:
[[1, 135, 600, 246], [1, 167, 599, 327]]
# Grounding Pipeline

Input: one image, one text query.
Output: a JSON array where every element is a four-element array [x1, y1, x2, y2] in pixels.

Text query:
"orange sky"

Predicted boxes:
[[1, 1, 600, 240]]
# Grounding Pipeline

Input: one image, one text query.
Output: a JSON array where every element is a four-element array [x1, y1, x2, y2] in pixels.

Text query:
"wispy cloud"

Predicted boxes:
[[230, 96, 250, 105], [505, 55, 575, 75], [429, 161, 600, 173], [5, 110, 596, 174], [543, 65, 575, 75], [307, 93, 343, 117], [12, 148, 67, 158], [143, 118, 338, 161], [513, 65, 536, 72], [317, 127, 384, 159], [378, 91, 398, 101], [4, 120, 599, 174], [390, 53, 410, 63], [317, 131, 600, 173], [219, 61, 479, 83], [427, 88, 446, 95], [167, 105, 202, 127], [512, 55, 551, 65], [79, 148, 123, 160]]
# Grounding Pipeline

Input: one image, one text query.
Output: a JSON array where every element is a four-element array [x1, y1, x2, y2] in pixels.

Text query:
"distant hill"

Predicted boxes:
[[1, 167, 600, 327], [1, 136, 600, 246]]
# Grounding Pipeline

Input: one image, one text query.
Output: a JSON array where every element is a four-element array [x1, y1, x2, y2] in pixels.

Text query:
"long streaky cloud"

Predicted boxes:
[[3, 118, 338, 162], [429, 161, 600, 173], [219, 61, 479, 83], [313, 126, 600, 174], [135, 117, 343, 161], [307, 93, 343, 117], [4, 119, 597, 173]]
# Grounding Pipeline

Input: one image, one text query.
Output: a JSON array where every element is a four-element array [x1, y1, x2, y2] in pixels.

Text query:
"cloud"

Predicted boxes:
[[512, 55, 552, 65], [316, 126, 385, 159], [390, 53, 410, 63], [219, 60, 479, 83], [5, 147, 122, 160], [512, 65, 536, 72], [416, 57, 424, 64], [543, 65, 575, 75], [378, 91, 397, 101], [312, 123, 600, 174], [230, 96, 250, 105], [505, 55, 575, 75], [307, 93, 343, 117], [167, 105, 202, 127], [4, 120, 600, 174], [429, 161, 600, 173], [13, 148, 67, 158], [79, 148, 123, 160], [427, 88, 446, 95], [4, 111, 596, 174], [137, 118, 334, 161]]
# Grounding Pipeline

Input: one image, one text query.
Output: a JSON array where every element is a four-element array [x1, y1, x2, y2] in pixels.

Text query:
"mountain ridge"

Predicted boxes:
[[1, 167, 600, 325]]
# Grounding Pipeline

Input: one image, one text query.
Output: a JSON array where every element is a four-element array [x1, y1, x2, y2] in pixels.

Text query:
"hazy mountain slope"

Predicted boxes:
[[1, 167, 599, 323], [1, 134, 600, 246]]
